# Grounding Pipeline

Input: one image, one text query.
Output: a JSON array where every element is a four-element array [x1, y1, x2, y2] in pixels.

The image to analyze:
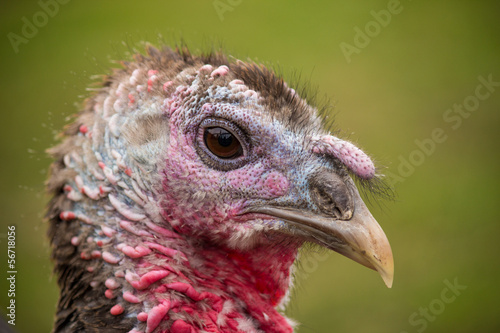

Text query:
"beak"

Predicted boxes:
[[248, 187, 394, 288]]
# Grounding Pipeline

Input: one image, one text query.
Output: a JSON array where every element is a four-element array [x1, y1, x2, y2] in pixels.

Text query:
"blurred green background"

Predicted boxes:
[[1, 1, 499, 332]]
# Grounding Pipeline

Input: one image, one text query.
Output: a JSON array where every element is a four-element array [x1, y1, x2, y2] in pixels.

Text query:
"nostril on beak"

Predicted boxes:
[[309, 170, 354, 220], [313, 187, 340, 216]]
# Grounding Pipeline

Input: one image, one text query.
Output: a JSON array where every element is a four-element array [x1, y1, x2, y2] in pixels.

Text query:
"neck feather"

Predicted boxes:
[[50, 179, 298, 332]]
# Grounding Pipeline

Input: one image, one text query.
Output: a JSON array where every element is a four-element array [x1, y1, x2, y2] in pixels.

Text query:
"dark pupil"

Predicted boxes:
[[204, 127, 242, 159], [218, 133, 233, 147]]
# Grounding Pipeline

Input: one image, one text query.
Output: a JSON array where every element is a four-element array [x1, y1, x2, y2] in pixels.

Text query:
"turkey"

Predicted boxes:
[[46, 46, 393, 333]]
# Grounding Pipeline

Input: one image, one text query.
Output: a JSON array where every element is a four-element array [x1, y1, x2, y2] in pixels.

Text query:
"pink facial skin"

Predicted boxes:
[[311, 135, 376, 179]]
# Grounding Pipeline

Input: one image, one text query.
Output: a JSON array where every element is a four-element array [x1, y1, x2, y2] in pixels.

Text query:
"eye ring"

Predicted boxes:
[[196, 118, 249, 171]]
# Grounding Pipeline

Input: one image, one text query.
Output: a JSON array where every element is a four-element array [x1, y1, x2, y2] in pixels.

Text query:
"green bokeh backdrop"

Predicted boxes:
[[1, 1, 499, 332]]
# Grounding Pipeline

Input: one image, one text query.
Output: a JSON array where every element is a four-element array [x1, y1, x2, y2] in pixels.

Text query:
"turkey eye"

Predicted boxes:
[[196, 118, 249, 171], [204, 127, 243, 159]]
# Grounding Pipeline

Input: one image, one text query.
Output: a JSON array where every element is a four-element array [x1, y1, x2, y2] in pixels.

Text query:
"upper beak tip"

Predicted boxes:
[[378, 257, 394, 288], [382, 271, 394, 288]]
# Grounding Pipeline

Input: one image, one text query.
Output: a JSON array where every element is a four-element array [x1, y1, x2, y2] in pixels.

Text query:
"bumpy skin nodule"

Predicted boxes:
[[47, 47, 377, 333]]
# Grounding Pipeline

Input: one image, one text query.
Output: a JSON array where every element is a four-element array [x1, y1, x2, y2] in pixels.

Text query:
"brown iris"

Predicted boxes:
[[204, 127, 243, 159]]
